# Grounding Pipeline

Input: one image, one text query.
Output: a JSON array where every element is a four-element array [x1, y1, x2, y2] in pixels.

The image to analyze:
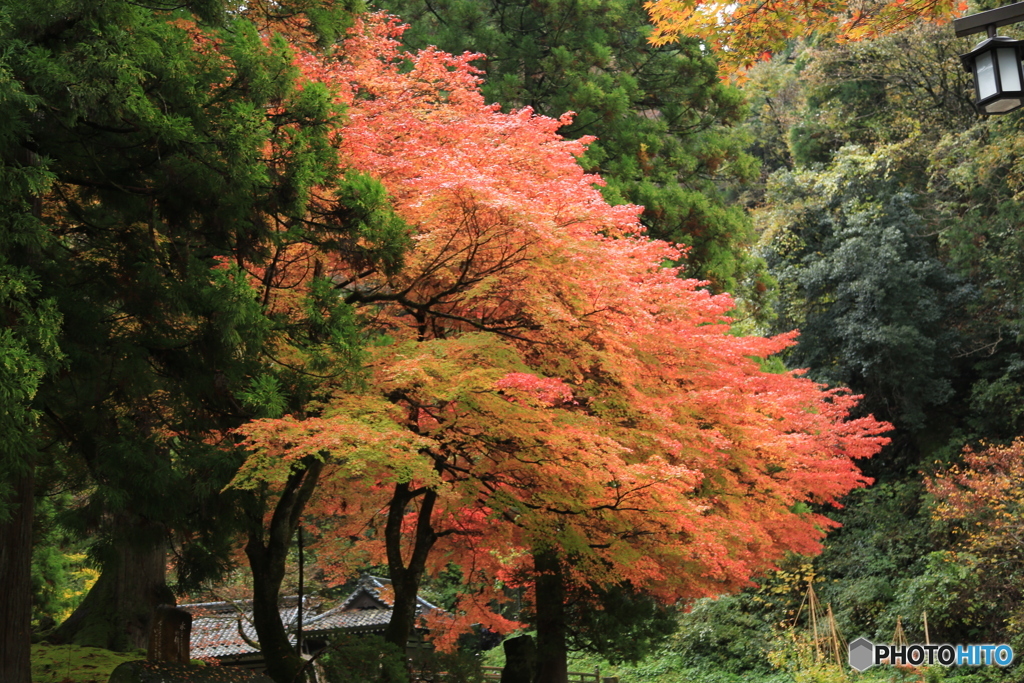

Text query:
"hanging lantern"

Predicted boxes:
[[961, 34, 1024, 114]]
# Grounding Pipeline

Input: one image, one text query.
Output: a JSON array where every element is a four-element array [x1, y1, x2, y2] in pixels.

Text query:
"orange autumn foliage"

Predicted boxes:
[[644, 0, 965, 74], [925, 440, 1024, 639], [232, 14, 891, 648], [928, 439, 1024, 558]]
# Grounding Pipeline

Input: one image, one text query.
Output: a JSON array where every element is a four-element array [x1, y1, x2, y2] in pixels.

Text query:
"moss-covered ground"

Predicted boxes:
[[31, 643, 146, 683]]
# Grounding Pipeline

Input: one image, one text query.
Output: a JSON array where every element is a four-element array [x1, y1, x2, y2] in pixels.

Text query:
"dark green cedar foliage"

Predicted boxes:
[[0, 7, 64, 513], [0, 0, 406, 673], [0, 21, 65, 679]]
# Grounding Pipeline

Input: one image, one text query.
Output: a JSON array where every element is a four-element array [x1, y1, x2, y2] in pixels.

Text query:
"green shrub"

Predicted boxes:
[[416, 650, 487, 683], [318, 635, 409, 683], [671, 594, 775, 674]]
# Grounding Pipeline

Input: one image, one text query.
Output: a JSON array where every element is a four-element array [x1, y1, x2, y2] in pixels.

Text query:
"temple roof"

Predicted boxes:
[[181, 576, 444, 659]]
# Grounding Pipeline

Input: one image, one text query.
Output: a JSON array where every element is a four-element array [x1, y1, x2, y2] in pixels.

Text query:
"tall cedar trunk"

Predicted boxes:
[[0, 467, 34, 683], [533, 548, 569, 683], [244, 457, 322, 683], [51, 514, 173, 650], [383, 483, 438, 650]]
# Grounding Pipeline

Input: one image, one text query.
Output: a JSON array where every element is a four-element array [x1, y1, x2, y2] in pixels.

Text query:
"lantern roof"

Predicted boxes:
[[961, 35, 1024, 72]]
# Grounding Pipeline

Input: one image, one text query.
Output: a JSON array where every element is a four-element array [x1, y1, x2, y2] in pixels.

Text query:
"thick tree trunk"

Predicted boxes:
[[383, 484, 438, 650], [51, 515, 173, 651], [533, 548, 569, 683], [0, 468, 34, 683], [243, 457, 322, 683]]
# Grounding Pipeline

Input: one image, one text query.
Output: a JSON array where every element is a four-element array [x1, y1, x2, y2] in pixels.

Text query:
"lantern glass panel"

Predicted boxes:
[[998, 47, 1023, 92], [977, 51, 997, 99]]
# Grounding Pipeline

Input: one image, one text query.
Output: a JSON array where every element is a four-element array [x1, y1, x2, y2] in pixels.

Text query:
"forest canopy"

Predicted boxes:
[[9, 1, 1024, 683]]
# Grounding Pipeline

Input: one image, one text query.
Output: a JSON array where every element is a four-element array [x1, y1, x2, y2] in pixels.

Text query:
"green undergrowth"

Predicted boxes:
[[479, 635, 793, 683], [31, 643, 146, 683], [480, 635, 1018, 683]]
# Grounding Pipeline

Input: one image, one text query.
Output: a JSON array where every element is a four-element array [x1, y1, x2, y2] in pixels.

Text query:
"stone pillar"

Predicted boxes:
[[147, 605, 192, 664], [501, 634, 537, 683]]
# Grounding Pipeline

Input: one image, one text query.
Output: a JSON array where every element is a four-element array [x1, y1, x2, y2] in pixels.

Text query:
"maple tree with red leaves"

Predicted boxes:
[[228, 14, 891, 682]]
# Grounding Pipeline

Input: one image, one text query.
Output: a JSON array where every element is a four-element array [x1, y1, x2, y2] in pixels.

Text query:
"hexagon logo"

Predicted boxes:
[[849, 637, 875, 672]]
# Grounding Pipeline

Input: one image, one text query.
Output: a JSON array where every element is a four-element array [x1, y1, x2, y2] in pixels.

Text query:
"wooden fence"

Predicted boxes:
[[414, 665, 605, 682], [480, 665, 603, 682]]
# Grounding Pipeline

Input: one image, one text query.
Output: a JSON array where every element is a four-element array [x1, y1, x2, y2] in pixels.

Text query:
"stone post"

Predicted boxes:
[[146, 605, 192, 664], [501, 634, 537, 683]]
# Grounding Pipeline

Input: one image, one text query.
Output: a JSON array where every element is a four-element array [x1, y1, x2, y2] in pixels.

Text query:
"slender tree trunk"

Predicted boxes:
[[533, 548, 569, 683], [51, 514, 173, 651], [246, 537, 305, 683], [244, 457, 322, 683], [383, 483, 438, 650], [0, 467, 34, 683]]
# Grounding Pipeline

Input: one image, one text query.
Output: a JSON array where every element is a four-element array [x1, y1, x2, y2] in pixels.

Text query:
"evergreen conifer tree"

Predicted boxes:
[[0, 3, 404, 678]]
